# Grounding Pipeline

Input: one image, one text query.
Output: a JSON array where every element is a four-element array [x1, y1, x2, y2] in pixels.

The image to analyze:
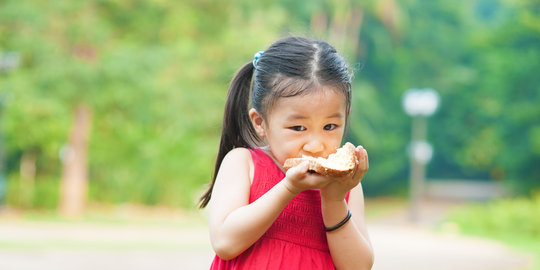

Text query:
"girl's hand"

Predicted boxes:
[[283, 161, 333, 195], [320, 145, 369, 201]]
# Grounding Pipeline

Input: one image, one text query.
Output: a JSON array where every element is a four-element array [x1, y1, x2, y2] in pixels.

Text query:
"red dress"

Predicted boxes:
[[210, 148, 336, 270]]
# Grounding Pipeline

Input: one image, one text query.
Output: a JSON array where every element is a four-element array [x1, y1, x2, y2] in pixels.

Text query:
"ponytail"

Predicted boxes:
[[199, 62, 260, 208]]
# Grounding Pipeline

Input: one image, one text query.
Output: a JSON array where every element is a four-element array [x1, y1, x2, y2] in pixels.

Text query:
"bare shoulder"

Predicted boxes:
[[212, 147, 253, 196], [218, 147, 253, 179], [210, 147, 254, 219], [222, 147, 252, 163]]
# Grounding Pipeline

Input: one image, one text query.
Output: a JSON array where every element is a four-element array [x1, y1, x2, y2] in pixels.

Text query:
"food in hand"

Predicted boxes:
[[283, 142, 358, 177]]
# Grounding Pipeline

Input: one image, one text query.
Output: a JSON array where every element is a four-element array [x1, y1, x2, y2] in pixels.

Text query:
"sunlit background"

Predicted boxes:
[[0, 0, 539, 269]]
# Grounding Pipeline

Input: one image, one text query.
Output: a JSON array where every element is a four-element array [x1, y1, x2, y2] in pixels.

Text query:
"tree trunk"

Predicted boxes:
[[59, 104, 91, 217], [20, 151, 36, 208], [310, 6, 364, 59]]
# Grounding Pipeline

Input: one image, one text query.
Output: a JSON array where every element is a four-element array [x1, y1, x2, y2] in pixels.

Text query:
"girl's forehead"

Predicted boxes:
[[268, 89, 347, 118]]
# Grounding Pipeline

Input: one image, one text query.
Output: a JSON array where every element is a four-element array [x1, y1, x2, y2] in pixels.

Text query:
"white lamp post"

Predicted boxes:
[[402, 88, 440, 222]]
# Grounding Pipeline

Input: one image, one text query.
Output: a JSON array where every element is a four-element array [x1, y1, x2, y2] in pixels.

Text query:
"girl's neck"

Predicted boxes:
[[260, 145, 286, 173]]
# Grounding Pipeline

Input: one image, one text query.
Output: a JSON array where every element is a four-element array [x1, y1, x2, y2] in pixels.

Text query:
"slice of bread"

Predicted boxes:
[[283, 142, 358, 177]]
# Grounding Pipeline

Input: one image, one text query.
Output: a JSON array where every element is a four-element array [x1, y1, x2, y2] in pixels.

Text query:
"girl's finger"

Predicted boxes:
[[356, 146, 366, 169], [352, 146, 368, 182], [286, 161, 309, 180], [363, 148, 369, 170]]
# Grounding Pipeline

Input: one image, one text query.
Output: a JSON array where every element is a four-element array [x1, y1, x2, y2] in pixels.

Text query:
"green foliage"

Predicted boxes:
[[5, 175, 59, 209], [0, 0, 289, 208], [449, 193, 540, 238], [0, 0, 539, 208], [346, 0, 540, 194]]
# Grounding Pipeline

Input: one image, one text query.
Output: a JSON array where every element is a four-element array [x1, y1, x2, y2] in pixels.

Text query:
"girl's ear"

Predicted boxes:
[[249, 108, 266, 138]]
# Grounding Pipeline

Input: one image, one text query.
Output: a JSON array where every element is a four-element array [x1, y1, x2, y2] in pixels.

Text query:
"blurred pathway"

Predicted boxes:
[[0, 200, 534, 270], [0, 220, 214, 270], [367, 198, 534, 270]]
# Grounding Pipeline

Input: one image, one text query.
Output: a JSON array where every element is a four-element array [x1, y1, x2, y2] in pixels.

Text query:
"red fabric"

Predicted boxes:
[[210, 148, 338, 270]]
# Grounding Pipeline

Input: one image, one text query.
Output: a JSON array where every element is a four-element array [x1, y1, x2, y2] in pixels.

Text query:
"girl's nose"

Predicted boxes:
[[303, 139, 324, 155]]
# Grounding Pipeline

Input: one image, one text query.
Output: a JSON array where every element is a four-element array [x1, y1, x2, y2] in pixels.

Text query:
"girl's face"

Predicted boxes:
[[252, 87, 348, 166]]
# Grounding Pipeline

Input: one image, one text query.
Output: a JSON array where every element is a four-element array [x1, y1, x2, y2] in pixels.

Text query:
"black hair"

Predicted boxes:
[[199, 36, 352, 208]]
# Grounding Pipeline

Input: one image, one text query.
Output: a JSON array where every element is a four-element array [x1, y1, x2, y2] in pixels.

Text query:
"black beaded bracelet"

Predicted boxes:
[[324, 210, 352, 232]]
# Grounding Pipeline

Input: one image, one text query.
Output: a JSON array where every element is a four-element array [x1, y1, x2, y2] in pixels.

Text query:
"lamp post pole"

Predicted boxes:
[[409, 116, 426, 222], [402, 88, 439, 222]]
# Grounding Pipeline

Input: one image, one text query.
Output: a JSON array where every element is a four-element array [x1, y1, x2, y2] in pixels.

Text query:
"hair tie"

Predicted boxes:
[[253, 51, 264, 68]]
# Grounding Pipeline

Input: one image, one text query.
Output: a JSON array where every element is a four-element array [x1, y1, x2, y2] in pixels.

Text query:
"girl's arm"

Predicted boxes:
[[209, 148, 320, 260], [208, 148, 294, 260], [322, 184, 374, 270], [320, 145, 374, 270]]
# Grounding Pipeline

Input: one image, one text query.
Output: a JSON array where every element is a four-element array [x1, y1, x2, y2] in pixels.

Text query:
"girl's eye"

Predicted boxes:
[[289, 126, 306, 131], [324, 124, 338, 131]]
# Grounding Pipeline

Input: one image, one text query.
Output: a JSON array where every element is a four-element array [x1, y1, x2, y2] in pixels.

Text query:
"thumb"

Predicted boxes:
[[286, 161, 310, 180]]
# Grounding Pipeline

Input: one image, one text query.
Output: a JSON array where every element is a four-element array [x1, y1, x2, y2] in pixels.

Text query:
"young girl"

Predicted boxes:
[[199, 36, 373, 270]]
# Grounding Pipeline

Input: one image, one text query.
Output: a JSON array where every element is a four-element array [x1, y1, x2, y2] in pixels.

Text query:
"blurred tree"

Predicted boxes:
[[0, 0, 538, 210], [59, 104, 91, 217], [0, 0, 289, 208]]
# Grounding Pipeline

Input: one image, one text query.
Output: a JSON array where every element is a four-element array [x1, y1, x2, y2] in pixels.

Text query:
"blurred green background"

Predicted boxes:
[[0, 0, 539, 238], [2, 0, 539, 208]]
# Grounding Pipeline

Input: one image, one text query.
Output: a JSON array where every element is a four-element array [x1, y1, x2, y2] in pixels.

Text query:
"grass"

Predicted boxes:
[[364, 196, 408, 219], [0, 203, 210, 251], [0, 198, 405, 252], [0, 203, 207, 227]]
